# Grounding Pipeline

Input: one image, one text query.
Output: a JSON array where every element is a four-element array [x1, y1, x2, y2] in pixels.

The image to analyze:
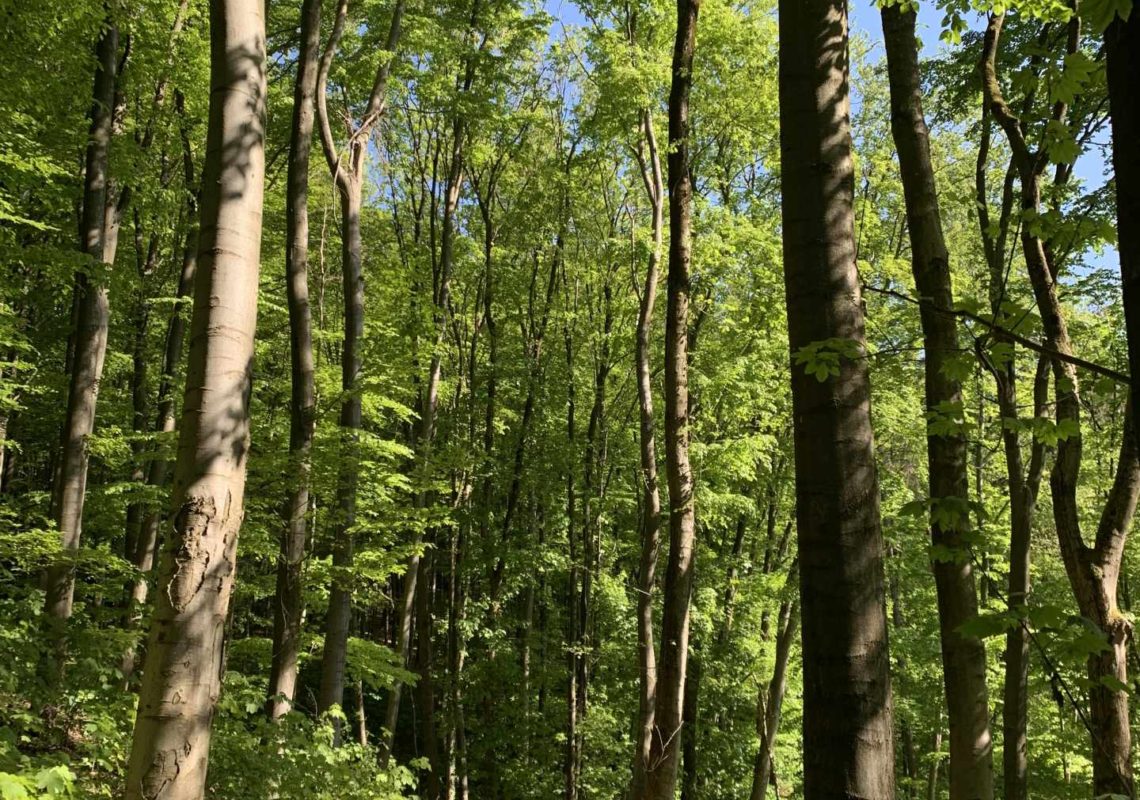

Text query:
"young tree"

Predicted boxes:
[[628, 106, 664, 800], [881, 6, 993, 798], [122, 0, 267, 796], [778, 1, 895, 797]]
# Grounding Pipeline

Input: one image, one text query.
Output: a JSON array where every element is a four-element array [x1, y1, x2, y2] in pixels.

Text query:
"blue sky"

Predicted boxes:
[[538, 0, 1117, 272]]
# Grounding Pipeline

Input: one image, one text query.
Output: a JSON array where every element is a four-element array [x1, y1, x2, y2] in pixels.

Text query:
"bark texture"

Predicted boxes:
[[639, 0, 698, 796], [777, 1, 895, 796], [123, 0, 266, 796], [267, 0, 322, 721], [881, 8, 993, 799]]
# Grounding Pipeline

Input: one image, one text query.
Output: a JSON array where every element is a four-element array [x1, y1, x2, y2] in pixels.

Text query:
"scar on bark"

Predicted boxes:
[[140, 741, 191, 800], [167, 496, 216, 612]]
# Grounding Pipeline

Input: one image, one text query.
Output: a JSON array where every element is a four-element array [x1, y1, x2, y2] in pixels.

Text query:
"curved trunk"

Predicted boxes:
[[985, 14, 1138, 796]]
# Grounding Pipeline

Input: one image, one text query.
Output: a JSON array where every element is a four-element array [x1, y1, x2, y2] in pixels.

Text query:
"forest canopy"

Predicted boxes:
[[0, 0, 1138, 798]]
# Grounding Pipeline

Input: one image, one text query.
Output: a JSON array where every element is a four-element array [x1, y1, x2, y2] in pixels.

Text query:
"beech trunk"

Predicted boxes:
[[778, 1, 896, 796], [43, 18, 118, 622], [267, 0, 322, 721], [881, 8, 993, 798], [123, 1, 267, 796]]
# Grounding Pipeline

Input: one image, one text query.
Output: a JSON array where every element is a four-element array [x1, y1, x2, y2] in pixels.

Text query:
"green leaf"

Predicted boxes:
[[0, 775, 30, 800], [1098, 675, 1131, 694], [957, 611, 1015, 640], [1082, 0, 1132, 32]]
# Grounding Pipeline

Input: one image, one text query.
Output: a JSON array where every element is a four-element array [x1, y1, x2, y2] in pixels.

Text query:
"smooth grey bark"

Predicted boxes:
[[778, 1, 896, 797], [881, 8, 993, 799], [43, 18, 119, 623], [639, 0, 699, 795], [267, 0, 322, 721], [123, 0, 267, 796]]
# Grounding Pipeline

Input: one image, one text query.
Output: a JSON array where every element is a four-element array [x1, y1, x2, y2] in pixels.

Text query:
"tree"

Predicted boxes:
[[881, 6, 993, 798], [43, 17, 119, 625], [123, 0, 267, 795], [639, 0, 698, 796], [777, 0, 895, 796], [313, 0, 406, 725], [267, 0, 322, 722], [984, 12, 1138, 797]]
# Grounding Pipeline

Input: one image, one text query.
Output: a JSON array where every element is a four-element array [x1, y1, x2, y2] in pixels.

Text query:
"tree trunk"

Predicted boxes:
[[881, 8, 993, 799], [778, 1, 896, 797], [563, 275, 580, 800], [267, 0, 322, 722], [317, 182, 363, 724], [1107, 0, 1140, 445], [975, 104, 1046, 800], [123, 1, 266, 796], [750, 596, 798, 800], [43, 17, 119, 623], [628, 107, 664, 800], [640, 0, 699, 795], [927, 724, 944, 800], [984, 15, 1138, 796], [415, 550, 443, 799], [1105, 13, 1140, 798], [314, 0, 404, 730], [679, 654, 699, 800]]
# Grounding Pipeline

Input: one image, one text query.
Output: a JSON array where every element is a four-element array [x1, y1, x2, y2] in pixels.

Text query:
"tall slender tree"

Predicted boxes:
[[267, 0, 322, 721], [43, 17, 119, 624], [639, 0, 698, 795], [123, 0, 267, 795], [627, 106, 664, 800], [778, 0, 895, 796], [984, 14, 1139, 797], [881, 6, 993, 798], [314, 0, 405, 722]]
